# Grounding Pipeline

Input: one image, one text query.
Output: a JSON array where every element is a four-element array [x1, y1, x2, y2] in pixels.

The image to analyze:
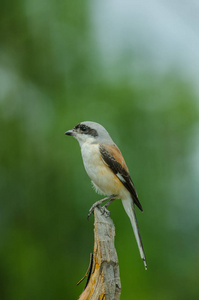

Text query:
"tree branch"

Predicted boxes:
[[78, 207, 121, 300]]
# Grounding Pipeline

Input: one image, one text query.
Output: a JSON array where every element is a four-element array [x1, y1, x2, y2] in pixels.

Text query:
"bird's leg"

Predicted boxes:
[[87, 196, 112, 219], [104, 197, 117, 208], [87, 195, 117, 219], [100, 195, 118, 217]]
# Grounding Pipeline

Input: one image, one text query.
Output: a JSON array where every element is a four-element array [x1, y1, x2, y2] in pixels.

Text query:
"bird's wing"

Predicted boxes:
[[99, 144, 143, 211]]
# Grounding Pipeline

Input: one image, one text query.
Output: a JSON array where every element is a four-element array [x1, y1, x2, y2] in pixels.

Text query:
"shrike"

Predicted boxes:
[[65, 121, 147, 270]]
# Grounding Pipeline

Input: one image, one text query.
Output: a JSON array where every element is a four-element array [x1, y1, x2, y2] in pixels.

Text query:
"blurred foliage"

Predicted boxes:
[[0, 1, 199, 300]]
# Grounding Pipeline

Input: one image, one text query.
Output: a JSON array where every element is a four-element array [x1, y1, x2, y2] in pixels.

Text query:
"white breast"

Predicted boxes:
[[81, 143, 102, 184], [80, 142, 129, 198]]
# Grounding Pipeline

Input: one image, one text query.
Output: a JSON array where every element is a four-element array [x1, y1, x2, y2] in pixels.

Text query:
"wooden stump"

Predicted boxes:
[[78, 207, 121, 300]]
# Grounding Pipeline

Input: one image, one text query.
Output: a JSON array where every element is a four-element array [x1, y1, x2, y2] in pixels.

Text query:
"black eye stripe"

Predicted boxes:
[[81, 125, 87, 131], [74, 123, 98, 137]]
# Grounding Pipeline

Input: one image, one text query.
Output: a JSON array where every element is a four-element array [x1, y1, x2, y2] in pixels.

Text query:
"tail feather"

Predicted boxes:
[[122, 197, 147, 270]]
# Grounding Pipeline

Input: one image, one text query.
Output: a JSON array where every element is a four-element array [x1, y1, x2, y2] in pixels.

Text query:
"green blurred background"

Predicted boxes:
[[1, 1, 199, 299]]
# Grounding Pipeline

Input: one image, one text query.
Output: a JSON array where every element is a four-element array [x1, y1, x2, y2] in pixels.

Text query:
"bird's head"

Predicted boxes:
[[65, 121, 113, 146]]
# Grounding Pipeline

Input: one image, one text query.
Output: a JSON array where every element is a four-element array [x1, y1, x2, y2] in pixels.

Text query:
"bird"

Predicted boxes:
[[65, 121, 147, 270]]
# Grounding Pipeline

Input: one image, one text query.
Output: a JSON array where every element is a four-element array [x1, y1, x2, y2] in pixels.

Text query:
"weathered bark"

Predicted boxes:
[[78, 207, 121, 300]]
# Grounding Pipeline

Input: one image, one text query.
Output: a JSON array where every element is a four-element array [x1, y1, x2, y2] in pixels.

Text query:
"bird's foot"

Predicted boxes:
[[87, 204, 110, 219], [87, 195, 117, 220], [87, 203, 100, 219], [99, 205, 111, 217]]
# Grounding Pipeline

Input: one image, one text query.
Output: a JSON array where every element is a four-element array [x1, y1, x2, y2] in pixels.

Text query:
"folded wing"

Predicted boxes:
[[99, 144, 143, 211]]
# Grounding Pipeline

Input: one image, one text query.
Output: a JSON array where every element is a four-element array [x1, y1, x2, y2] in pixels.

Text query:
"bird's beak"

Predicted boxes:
[[64, 129, 74, 136]]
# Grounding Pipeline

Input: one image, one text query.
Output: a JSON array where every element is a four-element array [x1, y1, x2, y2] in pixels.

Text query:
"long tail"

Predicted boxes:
[[122, 197, 147, 270]]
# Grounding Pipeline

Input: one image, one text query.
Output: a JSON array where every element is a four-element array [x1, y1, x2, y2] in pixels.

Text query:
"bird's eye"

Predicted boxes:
[[81, 125, 87, 132]]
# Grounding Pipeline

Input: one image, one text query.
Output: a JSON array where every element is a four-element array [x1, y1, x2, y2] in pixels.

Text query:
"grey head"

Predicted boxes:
[[65, 121, 114, 146]]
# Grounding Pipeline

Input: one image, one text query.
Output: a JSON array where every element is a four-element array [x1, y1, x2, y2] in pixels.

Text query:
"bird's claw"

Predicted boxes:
[[87, 195, 117, 219], [87, 204, 99, 220], [100, 206, 111, 217], [87, 204, 111, 220], [87, 209, 93, 220]]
